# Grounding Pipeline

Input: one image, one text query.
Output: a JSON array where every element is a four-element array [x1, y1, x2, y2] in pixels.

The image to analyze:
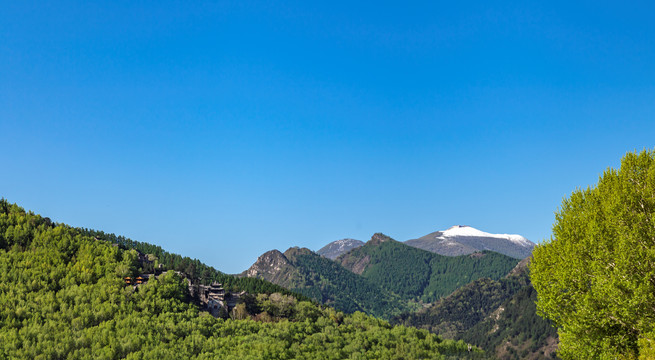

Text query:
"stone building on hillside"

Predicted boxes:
[[189, 281, 233, 317]]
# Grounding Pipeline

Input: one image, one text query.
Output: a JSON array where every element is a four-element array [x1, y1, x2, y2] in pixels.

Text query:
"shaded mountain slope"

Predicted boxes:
[[393, 277, 526, 339], [242, 246, 412, 318], [393, 257, 559, 359], [461, 285, 558, 359], [392, 259, 531, 337]]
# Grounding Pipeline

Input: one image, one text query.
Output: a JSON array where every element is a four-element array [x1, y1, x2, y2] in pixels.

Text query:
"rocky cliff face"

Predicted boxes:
[[368, 233, 394, 245], [505, 256, 531, 278], [241, 249, 300, 287]]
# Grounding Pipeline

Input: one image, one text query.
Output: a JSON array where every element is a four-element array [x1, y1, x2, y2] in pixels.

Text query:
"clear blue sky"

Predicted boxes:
[[2, 1, 654, 273]]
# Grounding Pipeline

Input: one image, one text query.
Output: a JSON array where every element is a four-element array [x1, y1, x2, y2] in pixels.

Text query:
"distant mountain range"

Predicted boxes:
[[243, 233, 520, 318], [240, 227, 556, 359], [316, 225, 535, 260], [241, 246, 411, 318], [335, 233, 519, 302]]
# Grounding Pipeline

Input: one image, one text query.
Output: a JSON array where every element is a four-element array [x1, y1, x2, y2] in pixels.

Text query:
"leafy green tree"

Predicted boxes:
[[231, 303, 249, 320], [531, 150, 655, 359]]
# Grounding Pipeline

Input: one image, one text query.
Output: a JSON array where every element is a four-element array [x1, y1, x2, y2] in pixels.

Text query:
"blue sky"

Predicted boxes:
[[2, 1, 654, 273]]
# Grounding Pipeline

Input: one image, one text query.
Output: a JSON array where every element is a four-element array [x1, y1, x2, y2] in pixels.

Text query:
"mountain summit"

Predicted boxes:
[[316, 238, 364, 260], [404, 225, 535, 259]]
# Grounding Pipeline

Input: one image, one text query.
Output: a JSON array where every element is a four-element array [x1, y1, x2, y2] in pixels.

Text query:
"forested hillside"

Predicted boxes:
[[393, 258, 559, 359], [79, 228, 301, 298], [393, 277, 525, 337], [338, 233, 520, 303], [243, 247, 413, 318], [243, 233, 518, 319], [0, 199, 480, 359], [461, 285, 558, 359]]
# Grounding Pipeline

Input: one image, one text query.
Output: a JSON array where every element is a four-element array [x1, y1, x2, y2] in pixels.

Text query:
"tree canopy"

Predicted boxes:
[[530, 149, 655, 359]]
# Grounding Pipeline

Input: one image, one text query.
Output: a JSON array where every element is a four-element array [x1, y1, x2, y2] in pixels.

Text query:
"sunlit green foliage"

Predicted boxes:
[[0, 199, 477, 359], [78, 228, 304, 299], [531, 149, 655, 359]]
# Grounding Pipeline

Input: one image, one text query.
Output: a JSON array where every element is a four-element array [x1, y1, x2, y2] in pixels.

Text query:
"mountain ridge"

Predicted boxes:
[[404, 225, 535, 259], [244, 232, 520, 317], [337, 233, 521, 302], [241, 245, 412, 318]]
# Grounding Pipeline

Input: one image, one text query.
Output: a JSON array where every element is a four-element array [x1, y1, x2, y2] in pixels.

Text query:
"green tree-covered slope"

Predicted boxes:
[[242, 247, 413, 319], [461, 285, 558, 360], [393, 277, 525, 338], [338, 233, 520, 303], [243, 233, 519, 321], [392, 258, 559, 359], [78, 228, 302, 298], [0, 199, 478, 359]]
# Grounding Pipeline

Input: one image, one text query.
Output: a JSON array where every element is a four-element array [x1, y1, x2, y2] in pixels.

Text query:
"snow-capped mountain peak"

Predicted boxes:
[[442, 225, 532, 247], [405, 225, 535, 259]]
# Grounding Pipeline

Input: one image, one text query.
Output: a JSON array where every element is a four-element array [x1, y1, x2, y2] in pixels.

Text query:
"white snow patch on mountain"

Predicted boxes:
[[442, 225, 532, 247], [335, 239, 356, 251]]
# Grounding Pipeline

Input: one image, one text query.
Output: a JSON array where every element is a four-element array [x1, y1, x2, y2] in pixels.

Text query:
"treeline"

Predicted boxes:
[[78, 228, 307, 300], [0, 199, 480, 359]]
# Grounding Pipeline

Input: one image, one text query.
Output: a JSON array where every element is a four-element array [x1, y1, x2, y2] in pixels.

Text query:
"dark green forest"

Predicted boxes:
[[282, 248, 413, 318], [461, 285, 558, 359], [338, 234, 520, 303], [0, 199, 480, 359], [392, 258, 558, 360], [393, 277, 526, 337], [244, 234, 520, 321]]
